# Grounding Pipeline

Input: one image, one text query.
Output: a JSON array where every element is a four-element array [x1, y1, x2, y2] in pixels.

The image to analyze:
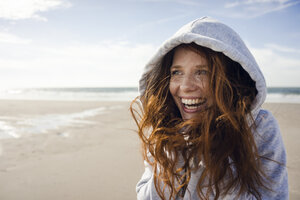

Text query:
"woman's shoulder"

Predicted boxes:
[[253, 109, 286, 160], [251, 110, 288, 199], [254, 109, 280, 135], [254, 109, 276, 124]]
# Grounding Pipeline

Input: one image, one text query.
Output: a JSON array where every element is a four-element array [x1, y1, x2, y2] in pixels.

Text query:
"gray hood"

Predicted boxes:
[[139, 16, 267, 117]]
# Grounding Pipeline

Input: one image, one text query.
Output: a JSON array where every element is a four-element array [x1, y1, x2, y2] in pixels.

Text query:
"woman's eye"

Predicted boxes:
[[196, 70, 208, 75], [171, 70, 181, 76]]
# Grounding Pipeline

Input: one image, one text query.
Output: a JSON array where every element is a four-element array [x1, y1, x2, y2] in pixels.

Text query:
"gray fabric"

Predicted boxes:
[[136, 17, 288, 199]]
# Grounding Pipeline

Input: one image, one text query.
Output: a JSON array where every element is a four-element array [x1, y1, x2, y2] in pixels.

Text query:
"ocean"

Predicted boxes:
[[0, 87, 139, 102], [0, 87, 299, 103]]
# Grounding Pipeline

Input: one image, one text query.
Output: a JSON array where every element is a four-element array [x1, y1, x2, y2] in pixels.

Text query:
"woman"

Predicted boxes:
[[130, 17, 288, 200]]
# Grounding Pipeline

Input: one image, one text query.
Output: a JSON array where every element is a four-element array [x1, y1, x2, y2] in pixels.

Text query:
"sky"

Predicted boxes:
[[0, 0, 299, 89]]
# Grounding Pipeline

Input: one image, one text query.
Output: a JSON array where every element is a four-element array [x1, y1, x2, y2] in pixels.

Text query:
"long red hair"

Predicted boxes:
[[131, 43, 269, 200]]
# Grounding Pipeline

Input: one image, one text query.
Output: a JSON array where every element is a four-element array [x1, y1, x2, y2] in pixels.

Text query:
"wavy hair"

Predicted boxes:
[[130, 43, 270, 200]]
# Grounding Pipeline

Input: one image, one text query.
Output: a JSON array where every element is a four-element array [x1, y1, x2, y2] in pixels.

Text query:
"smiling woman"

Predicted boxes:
[[130, 17, 288, 200]]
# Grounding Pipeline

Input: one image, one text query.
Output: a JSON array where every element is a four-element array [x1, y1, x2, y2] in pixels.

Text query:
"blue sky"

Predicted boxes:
[[0, 0, 299, 89]]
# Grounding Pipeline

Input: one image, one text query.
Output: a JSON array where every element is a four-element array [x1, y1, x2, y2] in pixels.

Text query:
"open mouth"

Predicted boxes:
[[181, 98, 206, 110]]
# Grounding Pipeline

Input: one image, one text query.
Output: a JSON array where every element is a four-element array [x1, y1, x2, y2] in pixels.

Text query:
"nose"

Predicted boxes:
[[180, 74, 197, 92]]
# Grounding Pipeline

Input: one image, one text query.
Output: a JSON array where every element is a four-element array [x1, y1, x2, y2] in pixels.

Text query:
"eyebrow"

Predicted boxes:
[[170, 64, 209, 69]]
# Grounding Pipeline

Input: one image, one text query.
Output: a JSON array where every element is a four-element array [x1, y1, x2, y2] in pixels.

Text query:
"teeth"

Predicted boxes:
[[185, 104, 198, 109], [181, 98, 204, 105]]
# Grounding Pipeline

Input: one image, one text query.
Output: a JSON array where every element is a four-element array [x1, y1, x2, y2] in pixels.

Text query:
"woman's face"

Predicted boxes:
[[169, 47, 213, 120]]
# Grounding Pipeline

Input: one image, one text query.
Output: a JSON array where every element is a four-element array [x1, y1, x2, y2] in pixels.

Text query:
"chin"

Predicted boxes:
[[181, 113, 197, 121]]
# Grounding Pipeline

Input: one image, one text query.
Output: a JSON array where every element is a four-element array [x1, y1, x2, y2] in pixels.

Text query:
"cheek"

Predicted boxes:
[[203, 81, 210, 93], [202, 79, 214, 103], [169, 81, 176, 97], [197, 77, 210, 92]]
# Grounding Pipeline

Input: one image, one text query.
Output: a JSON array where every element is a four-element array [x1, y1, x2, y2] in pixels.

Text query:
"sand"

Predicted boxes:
[[0, 100, 298, 200]]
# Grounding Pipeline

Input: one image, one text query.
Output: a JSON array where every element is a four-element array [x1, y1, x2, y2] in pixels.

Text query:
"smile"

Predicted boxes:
[[181, 98, 206, 111]]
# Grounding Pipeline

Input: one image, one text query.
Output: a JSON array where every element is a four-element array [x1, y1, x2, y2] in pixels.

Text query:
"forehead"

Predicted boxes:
[[172, 46, 208, 65]]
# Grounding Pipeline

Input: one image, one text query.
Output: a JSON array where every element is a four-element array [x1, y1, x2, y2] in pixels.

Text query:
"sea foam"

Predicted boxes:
[[0, 105, 122, 139]]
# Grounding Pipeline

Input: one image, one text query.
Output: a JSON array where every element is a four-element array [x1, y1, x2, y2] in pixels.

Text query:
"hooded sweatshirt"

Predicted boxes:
[[136, 17, 288, 200]]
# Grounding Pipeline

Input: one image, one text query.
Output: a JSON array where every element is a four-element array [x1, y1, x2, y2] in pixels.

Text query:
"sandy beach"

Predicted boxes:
[[0, 100, 299, 199]]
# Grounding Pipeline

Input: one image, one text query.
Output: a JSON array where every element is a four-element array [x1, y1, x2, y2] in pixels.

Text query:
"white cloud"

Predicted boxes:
[[1, 39, 299, 88], [0, 0, 71, 21], [249, 43, 300, 87], [0, 41, 157, 88], [265, 43, 300, 54], [224, 0, 300, 18], [0, 32, 31, 44]]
